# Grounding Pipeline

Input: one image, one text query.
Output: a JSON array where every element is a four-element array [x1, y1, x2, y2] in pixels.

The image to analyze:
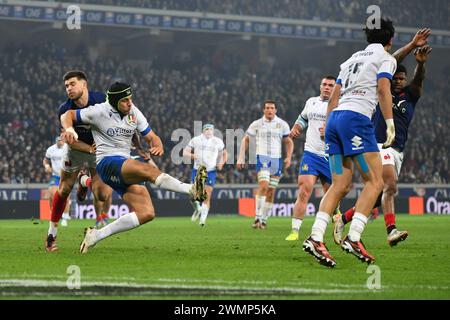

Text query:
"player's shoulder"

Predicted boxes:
[[58, 99, 72, 113], [275, 116, 290, 126]]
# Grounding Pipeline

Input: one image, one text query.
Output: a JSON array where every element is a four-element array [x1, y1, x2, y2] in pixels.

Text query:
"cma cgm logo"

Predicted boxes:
[[106, 127, 133, 137]]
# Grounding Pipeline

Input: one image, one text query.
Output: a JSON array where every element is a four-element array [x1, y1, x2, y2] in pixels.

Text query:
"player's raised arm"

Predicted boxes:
[[60, 110, 78, 143], [392, 28, 431, 63], [410, 45, 432, 99], [144, 130, 164, 156]]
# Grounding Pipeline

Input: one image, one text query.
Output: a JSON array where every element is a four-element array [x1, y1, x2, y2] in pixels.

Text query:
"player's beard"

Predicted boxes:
[[70, 90, 83, 101]]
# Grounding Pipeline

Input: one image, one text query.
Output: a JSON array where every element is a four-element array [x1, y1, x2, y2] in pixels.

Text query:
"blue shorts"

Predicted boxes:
[[191, 169, 216, 186], [48, 175, 60, 187], [97, 156, 130, 197], [256, 155, 282, 177], [298, 151, 332, 184], [325, 110, 379, 157]]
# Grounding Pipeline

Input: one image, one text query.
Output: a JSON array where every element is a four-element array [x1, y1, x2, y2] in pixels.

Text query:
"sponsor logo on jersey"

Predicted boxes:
[[106, 127, 134, 137]]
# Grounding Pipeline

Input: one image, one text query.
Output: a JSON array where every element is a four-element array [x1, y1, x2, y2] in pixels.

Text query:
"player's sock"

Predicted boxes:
[[261, 202, 273, 224], [190, 200, 201, 212], [154, 173, 191, 194], [292, 218, 303, 232], [342, 207, 355, 225], [311, 211, 330, 242], [80, 175, 92, 189], [51, 191, 67, 225], [348, 212, 368, 242], [62, 212, 70, 220], [199, 204, 209, 225], [384, 212, 396, 235], [94, 212, 140, 243], [48, 222, 58, 237], [255, 195, 266, 221]]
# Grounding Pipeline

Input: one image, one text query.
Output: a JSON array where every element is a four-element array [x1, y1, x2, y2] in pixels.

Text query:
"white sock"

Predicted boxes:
[[80, 175, 90, 188], [48, 222, 58, 237], [95, 212, 140, 243], [255, 195, 266, 220], [348, 212, 368, 242], [199, 204, 209, 224], [62, 212, 70, 220], [191, 200, 201, 212], [155, 173, 191, 194], [311, 211, 330, 242], [292, 218, 303, 232], [261, 202, 273, 223]]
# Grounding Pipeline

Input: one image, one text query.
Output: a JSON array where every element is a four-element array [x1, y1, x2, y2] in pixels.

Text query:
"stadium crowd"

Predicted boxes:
[[0, 42, 448, 184], [54, 0, 449, 30]]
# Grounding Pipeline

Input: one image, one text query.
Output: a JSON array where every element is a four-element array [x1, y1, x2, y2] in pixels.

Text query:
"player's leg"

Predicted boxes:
[[76, 168, 91, 202], [199, 185, 213, 226], [382, 162, 408, 246], [46, 169, 78, 252], [303, 154, 353, 268], [80, 184, 154, 253], [285, 174, 317, 241], [120, 158, 206, 201], [254, 171, 270, 229], [90, 168, 113, 227], [261, 177, 278, 229], [341, 152, 383, 264], [190, 169, 202, 222]]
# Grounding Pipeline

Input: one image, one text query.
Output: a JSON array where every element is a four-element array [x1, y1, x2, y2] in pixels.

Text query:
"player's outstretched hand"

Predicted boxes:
[[382, 119, 395, 149], [149, 146, 164, 156], [414, 45, 432, 63], [411, 28, 431, 48]]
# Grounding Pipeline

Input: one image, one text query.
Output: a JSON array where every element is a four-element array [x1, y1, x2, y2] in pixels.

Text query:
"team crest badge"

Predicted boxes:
[[276, 123, 281, 129], [302, 164, 308, 171], [126, 113, 136, 125]]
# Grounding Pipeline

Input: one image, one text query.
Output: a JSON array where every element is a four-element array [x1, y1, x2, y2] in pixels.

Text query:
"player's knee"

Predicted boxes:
[[298, 185, 312, 202], [334, 182, 351, 198], [59, 183, 72, 197], [373, 178, 385, 193]]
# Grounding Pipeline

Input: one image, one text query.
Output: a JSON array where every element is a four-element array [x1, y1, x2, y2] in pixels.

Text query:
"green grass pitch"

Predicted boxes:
[[0, 215, 449, 299]]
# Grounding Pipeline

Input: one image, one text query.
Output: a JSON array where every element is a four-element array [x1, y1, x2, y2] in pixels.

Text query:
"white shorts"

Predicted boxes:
[[62, 147, 96, 173], [377, 143, 403, 177]]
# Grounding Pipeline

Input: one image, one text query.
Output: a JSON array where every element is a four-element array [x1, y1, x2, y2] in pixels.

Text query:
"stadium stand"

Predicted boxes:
[[0, 40, 448, 184], [53, 0, 449, 29]]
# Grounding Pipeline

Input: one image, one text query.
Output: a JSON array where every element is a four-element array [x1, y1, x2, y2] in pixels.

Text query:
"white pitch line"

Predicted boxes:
[[0, 279, 370, 295]]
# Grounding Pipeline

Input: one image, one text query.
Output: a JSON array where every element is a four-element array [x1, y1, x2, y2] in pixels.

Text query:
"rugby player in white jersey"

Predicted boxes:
[[43, 136, 70, 227], [285, 76, 340, 241], [237, 100, 293, 229], [183, 124, 227, 226], [61, 82, 207, 253], [303, 18, 397, 267]]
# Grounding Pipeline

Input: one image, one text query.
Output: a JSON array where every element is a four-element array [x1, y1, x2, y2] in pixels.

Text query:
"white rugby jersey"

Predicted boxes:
[[246, 115, 290, 158], [45, 143, 67, 176], [187, 134, 225, 171], [335, 43, 397, 119], [77, 102, 151, 164], [296, 96, 327, 156]]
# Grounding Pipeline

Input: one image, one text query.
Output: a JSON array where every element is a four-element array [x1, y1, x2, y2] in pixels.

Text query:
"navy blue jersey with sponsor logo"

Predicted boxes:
[[373, 86, 420, 152], [58, 91, 106, 145]]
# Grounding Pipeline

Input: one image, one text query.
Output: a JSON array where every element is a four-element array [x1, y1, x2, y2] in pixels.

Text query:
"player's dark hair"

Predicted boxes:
[[323, 75, 337, 81], [395, 64, 408, 75], [264, 100, 277, 108], [364, 17, 395, 46], [63, 70, 88, 82]]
